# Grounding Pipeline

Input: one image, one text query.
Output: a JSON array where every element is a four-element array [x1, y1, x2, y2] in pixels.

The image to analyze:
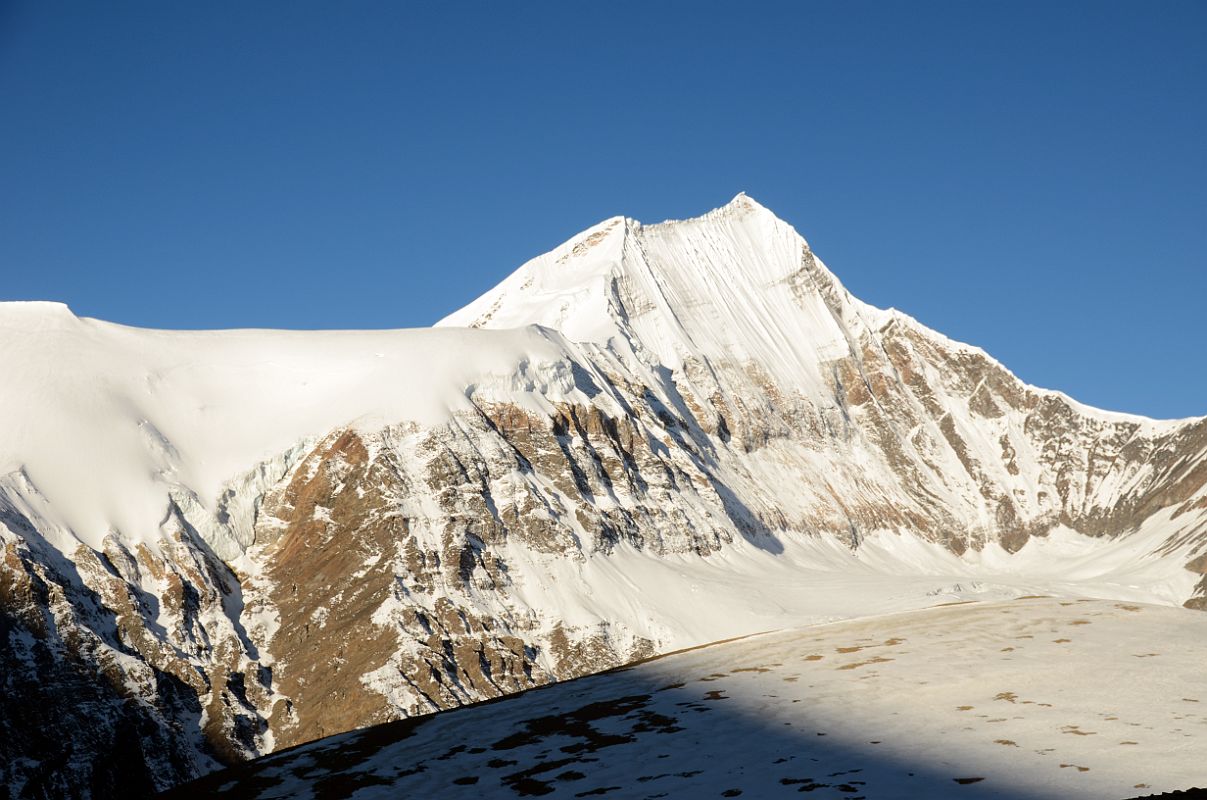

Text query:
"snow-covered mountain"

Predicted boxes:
[[2, 195, 1204, 798]]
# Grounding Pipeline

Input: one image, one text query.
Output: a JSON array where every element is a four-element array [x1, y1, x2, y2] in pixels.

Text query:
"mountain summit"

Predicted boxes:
[[438, 192, 871, 389], [448, 196, 1205, 557], [2, 197, 1205, 797]]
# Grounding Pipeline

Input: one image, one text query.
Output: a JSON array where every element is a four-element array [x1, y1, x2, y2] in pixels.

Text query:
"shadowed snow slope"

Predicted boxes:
[[1, 196, 1205, 798], [169, 597, 1207, 799]]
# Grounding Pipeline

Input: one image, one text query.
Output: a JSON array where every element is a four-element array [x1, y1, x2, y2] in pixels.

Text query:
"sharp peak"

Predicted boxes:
[[724, 190, 766, 210], [714, 191, 778, 220], [639, 191, 787, 231], [543, 193, 808, 274], [706, 191, 776, 219], [564, 194, 788, 244]]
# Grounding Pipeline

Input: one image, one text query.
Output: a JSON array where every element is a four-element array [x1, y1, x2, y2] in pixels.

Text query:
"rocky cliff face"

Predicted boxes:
[[1, 196, 1204, 798]]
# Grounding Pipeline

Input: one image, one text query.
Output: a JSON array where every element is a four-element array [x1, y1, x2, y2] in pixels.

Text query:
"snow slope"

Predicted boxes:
[[0, 303, 598, 554], [169, 597, 1207, 799]]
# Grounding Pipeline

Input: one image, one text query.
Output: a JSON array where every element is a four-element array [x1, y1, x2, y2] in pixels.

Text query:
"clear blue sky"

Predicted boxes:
[[1, 2, 1204, 418]]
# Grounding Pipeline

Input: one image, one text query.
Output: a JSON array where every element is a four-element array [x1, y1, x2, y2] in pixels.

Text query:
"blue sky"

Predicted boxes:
[[1, 2, 1203, 418]]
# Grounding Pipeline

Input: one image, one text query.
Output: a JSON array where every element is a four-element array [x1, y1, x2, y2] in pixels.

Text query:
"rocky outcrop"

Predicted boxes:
[[0, 495, 243, 797]]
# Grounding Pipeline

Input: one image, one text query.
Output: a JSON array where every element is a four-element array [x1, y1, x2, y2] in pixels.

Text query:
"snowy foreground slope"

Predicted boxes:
[[170, 598, 1207, 799], [1, 195, 1206, 797]]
